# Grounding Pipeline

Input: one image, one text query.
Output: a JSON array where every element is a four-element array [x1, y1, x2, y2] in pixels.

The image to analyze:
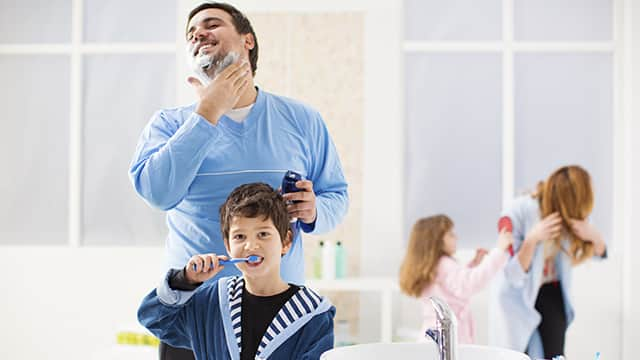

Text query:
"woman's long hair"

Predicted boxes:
[[399, 215, 453, 298], [535, 165, 594, 265]]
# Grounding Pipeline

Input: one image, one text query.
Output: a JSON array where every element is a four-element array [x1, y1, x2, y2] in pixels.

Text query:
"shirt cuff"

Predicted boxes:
[[157, 269, 200, 305], [300, 218, 317, 233]]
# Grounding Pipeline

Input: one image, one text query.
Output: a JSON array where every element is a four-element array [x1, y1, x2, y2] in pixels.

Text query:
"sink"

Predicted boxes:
[[321, 342, 531, 360]]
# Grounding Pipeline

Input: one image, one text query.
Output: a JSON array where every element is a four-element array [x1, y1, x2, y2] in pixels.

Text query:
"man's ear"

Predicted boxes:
[[243, 33, 255, 51], [281, 230, 292, 256]]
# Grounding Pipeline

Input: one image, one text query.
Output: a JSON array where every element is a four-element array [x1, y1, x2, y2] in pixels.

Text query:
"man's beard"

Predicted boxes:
[[192, 51, 240, 85]]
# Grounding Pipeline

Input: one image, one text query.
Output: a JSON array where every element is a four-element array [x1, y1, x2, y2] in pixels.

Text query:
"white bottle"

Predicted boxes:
[[322, 240, 336, 280]]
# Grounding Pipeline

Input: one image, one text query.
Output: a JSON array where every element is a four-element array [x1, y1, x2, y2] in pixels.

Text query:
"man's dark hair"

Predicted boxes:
[[220, 183, 290, 245], [187, 2, 259, 76]]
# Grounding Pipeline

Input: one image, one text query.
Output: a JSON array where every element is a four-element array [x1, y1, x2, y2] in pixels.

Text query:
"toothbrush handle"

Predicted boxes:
[[192, 258, 246, 271], [219, 259, 244, 265]]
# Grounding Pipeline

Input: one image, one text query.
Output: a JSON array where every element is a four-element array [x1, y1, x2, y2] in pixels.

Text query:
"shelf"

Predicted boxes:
[[306, 277, 399, 292], [306, 277, 400, 342]]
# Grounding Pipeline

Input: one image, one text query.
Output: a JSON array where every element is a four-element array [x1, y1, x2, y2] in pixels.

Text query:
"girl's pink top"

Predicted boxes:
[[419, 248, 508, 344]]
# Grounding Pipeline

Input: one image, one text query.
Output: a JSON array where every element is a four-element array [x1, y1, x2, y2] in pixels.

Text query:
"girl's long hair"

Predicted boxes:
[[399, 215, 453, 298], [535, 165, 595, 265]]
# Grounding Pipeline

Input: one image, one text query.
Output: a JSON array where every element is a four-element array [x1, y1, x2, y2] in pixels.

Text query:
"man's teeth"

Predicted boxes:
[[198, 44, 213, 55]]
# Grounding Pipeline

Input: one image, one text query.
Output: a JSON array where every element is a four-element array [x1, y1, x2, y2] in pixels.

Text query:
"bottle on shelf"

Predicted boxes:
[[322, 240, 336, 280], [335, 241, 347, 278], [313, 241, 324, 279]]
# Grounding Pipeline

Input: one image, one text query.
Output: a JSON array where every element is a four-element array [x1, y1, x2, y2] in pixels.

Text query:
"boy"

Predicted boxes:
[[138, 183, 335, 359]]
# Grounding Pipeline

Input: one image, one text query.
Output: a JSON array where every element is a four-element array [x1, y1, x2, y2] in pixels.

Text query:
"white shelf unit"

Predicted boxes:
[[307, 277, 400, 343]]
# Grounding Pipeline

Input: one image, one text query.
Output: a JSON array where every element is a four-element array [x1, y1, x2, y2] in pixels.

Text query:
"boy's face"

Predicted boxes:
[[225, 215, 291, 278]]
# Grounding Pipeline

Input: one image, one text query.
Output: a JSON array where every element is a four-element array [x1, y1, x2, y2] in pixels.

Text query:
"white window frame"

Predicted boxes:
[[403, 0, 624, 231], [0, 0, 181, 247]]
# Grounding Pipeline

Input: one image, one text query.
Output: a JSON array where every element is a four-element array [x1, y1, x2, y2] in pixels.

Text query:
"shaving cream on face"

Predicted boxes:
[[187, 47, 240, 86], [212, 51, 239, 77]]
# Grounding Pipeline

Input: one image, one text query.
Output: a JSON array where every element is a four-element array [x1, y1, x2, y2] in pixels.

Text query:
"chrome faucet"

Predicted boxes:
[[425, 296, 458, 360]]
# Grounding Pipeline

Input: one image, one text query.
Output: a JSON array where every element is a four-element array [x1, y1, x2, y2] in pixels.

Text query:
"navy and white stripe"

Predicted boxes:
[[227, 276, 244, 349], [255, 287, 322, 357]]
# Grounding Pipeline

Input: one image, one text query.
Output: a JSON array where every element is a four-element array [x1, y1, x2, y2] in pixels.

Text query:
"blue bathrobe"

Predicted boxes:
[[139, 275, 335, 359]]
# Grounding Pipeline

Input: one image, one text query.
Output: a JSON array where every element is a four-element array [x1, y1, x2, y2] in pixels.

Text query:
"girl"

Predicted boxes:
[[490, 165, 607, 359], [399, 214, 513, 344]]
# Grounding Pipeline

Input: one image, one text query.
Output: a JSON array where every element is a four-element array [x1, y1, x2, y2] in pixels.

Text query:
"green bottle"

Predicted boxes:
[[335, 241, 347, 278], [313, 241, 323, 279]]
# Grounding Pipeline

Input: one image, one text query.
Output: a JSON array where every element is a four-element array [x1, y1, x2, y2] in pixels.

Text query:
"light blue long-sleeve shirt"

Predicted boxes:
[[129, 89, 349, 285]]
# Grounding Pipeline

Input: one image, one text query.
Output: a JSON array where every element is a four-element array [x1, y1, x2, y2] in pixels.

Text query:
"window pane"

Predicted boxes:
[[84, 0, 176, 42], [514, 0, 612, 41], [83, 54, 175, 246], [0, 55, 70, 244], [514, 54, 613, 243], [404, 0, 502, 41], [405, 53, 502, 248], [0, 0, 71, 43]]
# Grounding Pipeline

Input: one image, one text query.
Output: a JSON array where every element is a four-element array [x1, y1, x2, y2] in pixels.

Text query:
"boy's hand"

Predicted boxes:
[[185, 254, 228, 284], [282, 180, 317, 224]]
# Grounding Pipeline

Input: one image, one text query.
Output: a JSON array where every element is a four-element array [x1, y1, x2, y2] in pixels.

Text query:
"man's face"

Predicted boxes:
[[185, 8, 251, 78], [225, 215, 291, 279]]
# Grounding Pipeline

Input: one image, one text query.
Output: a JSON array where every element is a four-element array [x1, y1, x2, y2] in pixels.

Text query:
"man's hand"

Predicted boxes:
[[282, 180, 317, 224], [185, 253, 228, 284], [187, 61, 251, 125]]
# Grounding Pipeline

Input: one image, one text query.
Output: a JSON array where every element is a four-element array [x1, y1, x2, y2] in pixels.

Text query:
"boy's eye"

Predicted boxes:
[[233, 234, 245, 241], [258, 232, 270, 238]]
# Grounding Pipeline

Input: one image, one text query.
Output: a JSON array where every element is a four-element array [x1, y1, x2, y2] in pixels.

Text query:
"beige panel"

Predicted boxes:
[[248, 13, 289, 95], [289, 12, 364, 278]]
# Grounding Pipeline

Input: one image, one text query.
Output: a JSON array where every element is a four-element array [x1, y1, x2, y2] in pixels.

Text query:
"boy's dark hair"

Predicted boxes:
[[220, 183, 289, 244], [187, 2, 259, 76]]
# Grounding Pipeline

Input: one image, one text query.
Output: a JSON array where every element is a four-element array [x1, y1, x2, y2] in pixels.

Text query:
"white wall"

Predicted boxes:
[[0, 247, 163, 359], [626, 0, 640, 356]]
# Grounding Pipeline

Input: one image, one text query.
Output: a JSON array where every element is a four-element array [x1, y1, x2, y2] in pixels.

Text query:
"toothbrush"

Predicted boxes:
[[192, 255, 261, 271], [595, 352, 601, 360]]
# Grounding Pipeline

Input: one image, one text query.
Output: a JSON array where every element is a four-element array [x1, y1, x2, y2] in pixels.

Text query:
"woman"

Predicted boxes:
[[490, 165, 607, 359]]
